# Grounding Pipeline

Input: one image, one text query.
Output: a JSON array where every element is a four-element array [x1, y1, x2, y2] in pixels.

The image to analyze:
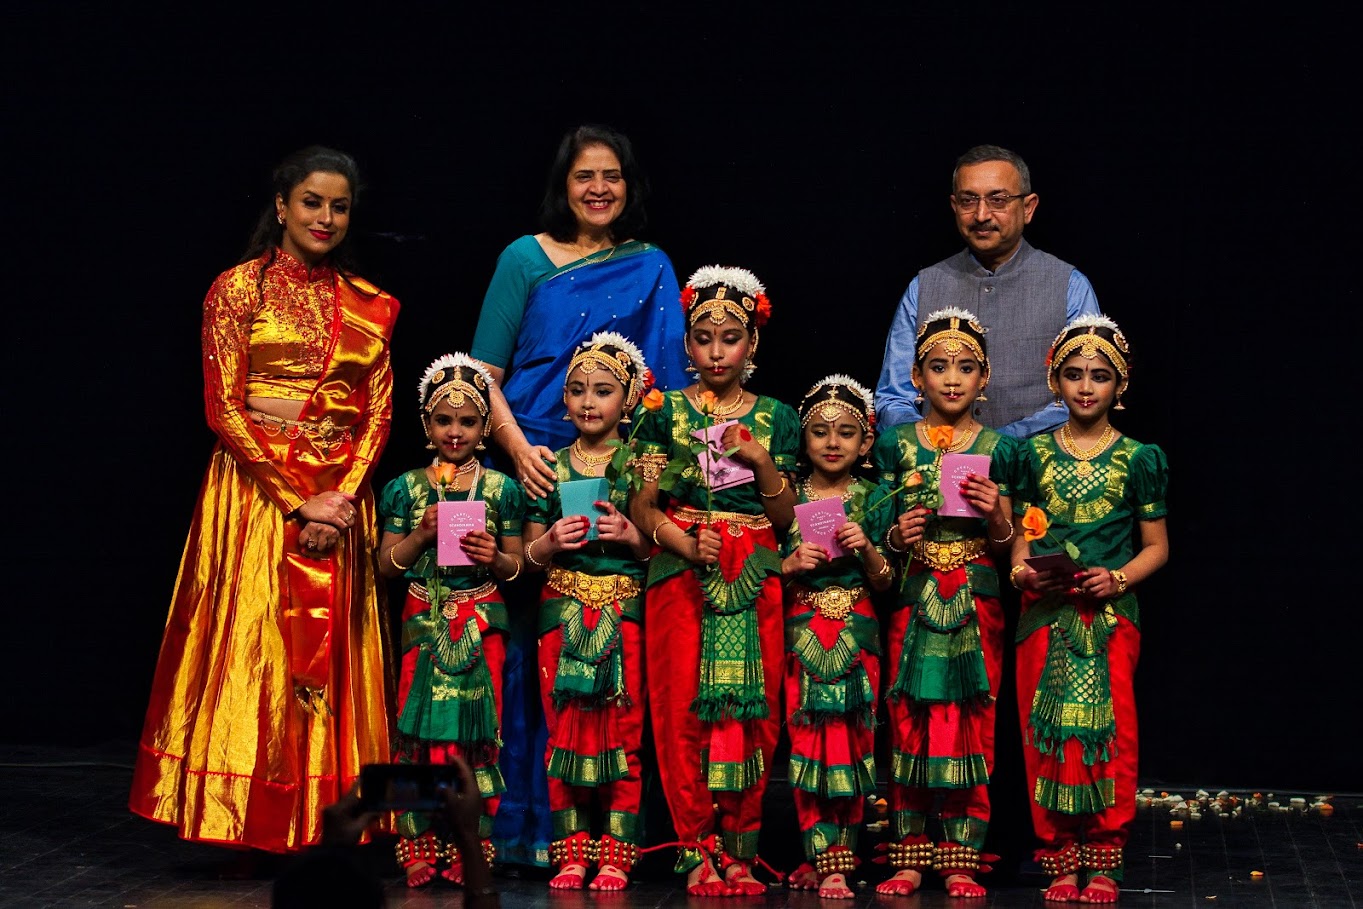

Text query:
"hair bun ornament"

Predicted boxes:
[[680, 265, 772, 328]]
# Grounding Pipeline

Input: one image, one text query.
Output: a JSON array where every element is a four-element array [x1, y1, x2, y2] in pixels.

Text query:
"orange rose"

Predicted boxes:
[[697, 390, 718, 414], [905, 471, 924, 488], [1021, 506, 1050, 542], [926, 424, 955, 450], [642, 388, 665, 412]]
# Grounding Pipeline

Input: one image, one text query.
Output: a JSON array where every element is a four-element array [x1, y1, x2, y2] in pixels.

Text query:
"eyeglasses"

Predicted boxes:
[[953, 192, 1028, 212]]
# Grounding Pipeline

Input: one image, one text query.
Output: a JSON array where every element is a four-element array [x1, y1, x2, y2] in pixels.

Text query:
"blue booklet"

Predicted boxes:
[[559, 477, 610, 540]]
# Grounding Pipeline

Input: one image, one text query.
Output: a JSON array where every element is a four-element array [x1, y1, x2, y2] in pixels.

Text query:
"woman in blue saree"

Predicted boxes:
[[471, 124, 688, 869]]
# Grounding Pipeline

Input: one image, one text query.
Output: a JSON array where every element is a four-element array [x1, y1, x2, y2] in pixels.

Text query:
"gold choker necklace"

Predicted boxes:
[[1059, 424, 1114, 477], [571, 439, 613, 476], [801, 478, 854, 502], [692, 387, 746, 419], [918, 421, 976, 452]]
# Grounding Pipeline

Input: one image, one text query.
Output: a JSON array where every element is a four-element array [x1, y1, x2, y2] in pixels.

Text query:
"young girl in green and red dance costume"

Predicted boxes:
[[519, 332, 655, 891], [1008, 314, 1168, 904], [870, 307, 1018, 900], [375, 353, 527, 888], [778, 375, 895, 899], [629, 265, 800, 897]]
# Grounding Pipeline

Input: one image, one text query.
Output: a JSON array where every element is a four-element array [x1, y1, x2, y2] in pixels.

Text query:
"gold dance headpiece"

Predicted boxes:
[[565, 331, 651, 410], [680, 265, 772, 330], [419, 352, 494, 417], [799, 373, 876, 433], [1046, 314, 1130, 398], [915, 306, 991, 379]]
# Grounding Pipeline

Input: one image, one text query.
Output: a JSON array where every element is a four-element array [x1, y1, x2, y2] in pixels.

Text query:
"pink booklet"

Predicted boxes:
[[938, 453, 992, 518], [793, 497, 850, 558], [437, 500, 487, 566], [690, 420, 755, 491]]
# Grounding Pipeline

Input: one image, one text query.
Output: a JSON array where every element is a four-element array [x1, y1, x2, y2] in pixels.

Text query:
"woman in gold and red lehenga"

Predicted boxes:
[[130, 145, 399, 856]]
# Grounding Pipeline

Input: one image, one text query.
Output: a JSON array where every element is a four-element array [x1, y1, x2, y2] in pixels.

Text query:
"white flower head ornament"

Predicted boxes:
[[679, 264, 772, 383], [799, 373, 876, 433], [419, 352, 495, 417], [1046, 313, 1131, 408], [564, 330, 653, 412]]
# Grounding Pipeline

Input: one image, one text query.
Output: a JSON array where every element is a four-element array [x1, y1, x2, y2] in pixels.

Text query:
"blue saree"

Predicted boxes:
[[479, 237, 686, 867]]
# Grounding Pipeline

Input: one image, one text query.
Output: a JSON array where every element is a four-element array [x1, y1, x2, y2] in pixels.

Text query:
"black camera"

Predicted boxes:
[[358, 763, 460, 813]]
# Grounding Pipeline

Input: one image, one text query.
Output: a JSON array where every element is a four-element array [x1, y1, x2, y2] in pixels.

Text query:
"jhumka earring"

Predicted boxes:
[[1114, 396, 1126, 411], [424, 429, 436, 450], [914, 392, 924, 404]]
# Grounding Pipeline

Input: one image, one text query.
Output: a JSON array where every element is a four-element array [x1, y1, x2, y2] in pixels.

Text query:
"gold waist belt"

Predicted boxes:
[[671, 505, 772, 538], [546, 565, 641, 611], [410, 579, 498, 618], [249, 409, 353, 452], [912, 537, 987, 572], [792, 585, 866, 621]]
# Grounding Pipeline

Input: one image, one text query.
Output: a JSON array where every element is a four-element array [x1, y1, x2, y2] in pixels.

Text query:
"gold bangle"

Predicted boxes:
[[502, 555, 523, 583], [651, 521, 675, 548], [1009, 564, 1028, 590], [868, 557, 894, 580], [1110, 568, 1128, 595], [989, 518, 1015, 544], [758, 476, 788, 499], [525, 536, 547, 569], [389, 543, 414, 572], [884, 525, 908, 555]]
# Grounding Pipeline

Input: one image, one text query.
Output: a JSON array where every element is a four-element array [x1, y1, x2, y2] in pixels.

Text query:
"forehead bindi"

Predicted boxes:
[[293, 171, 352, 202]]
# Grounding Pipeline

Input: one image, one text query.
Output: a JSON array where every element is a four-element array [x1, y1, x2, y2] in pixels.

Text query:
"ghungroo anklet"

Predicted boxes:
[[598, 835, 639, 872]]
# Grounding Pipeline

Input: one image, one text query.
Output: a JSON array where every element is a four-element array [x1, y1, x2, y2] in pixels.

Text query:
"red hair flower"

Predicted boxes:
[[641, 367, 655, 391], [680, 286, 698, 313], [754, 292, 772, 327]]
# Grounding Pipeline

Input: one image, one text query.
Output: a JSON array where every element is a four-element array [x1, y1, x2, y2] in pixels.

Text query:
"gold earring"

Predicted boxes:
[[1114, 396, 1126, 411], [277, 214, 284, 225], [914, 392, 924, 404]]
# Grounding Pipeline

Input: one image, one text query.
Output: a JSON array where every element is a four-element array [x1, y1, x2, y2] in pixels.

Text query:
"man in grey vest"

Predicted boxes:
[[875, 145, 1101, 438]]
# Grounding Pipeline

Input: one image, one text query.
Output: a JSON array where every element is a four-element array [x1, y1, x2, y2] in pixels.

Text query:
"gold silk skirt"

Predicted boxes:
[[129, 435, 392, 853]]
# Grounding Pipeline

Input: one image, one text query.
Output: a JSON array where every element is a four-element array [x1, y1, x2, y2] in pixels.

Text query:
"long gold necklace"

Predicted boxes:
[[1059, 424, 1114, 477], [918, 421, 976, 452], [801, 477, 854, 502], [571, 439, 613, 476]]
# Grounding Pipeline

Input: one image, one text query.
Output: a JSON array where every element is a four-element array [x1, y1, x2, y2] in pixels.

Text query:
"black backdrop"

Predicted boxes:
[[7, 7, 1348, 791]]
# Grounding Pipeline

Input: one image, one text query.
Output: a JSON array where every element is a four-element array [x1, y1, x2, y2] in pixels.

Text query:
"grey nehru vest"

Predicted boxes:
[[917, 239, 1072, 431]]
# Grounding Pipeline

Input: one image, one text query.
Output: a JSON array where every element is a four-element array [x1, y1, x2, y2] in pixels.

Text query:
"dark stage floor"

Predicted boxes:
[[2, 743, 1359, 909]]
